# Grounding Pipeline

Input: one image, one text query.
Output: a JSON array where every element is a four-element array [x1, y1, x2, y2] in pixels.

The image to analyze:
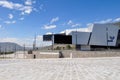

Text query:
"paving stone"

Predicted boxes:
[[0, 58, 120, 80]]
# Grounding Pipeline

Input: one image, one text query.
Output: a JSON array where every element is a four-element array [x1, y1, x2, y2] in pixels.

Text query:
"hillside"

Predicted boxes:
[[0, 42, 23, 52]]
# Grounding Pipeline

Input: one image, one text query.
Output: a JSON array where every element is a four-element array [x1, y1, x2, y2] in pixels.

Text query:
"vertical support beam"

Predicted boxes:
[[75, 28, 78, 50], [0, 45, 2, 55], [106, 27, 110, 50], [52, 33, 54, 51], [106, 27, 108, 46]]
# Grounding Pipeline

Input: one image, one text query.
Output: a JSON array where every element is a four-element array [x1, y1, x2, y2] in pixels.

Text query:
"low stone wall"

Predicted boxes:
[[26, 51, 59, 59], [26, 50, 120, 59], [61, 50, 120, 58]]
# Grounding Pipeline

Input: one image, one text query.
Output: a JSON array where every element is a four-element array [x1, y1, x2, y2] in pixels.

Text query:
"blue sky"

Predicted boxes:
[[0, 0, 120, 46]]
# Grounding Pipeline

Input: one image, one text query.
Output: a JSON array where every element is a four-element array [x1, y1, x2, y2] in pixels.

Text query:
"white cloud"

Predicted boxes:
[[36, 35, 52, 47], [33, 35, 52, 47], [25, 0, 32, 5], [0, 25, 1, 28], [67, 20, 73, 25], [0, 0, 23, 9], [67, 20, 81, 27], [0, 0, 14, 9], [0, 38, 18, 43], [43, 25, 56, 29], [8, 14, 13, 19], [87, 23, 93, 26], [39, 4, 44, 10], [60, 28, 91, 35], [12, 20, 16, 24], [94, 18, 120, 24], [72, 24, 81, 27], [0, 0, 33, 15], [87, 18, 120, 25], [94, 19, 113, 24], [0, 37, 33, 47], [114, 18, 120, 22], [36, 35, 43, 41], [19, 17, 24, 20], [42, 17, 58, 30], [4, 20, 16, 24], [45, 32, 52, 35], [50, 17, 59, 24], [20, 6, 33, 14], [0, 37, 52, 47]]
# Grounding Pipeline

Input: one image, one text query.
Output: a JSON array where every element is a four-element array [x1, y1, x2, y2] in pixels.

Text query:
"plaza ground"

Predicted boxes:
[[0, 57, 120, 80]]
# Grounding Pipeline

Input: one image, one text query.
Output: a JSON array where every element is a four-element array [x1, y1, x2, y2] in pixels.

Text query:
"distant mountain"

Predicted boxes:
[[0, 42, 24, 52]]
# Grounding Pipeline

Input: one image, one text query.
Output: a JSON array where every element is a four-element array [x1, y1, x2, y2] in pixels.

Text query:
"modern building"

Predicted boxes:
[[43, 22, 120, 50]]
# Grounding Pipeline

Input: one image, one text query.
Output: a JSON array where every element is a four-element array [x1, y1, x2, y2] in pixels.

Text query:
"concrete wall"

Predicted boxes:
[[60, 50, 120, 58], [26, 50, 120, 59]]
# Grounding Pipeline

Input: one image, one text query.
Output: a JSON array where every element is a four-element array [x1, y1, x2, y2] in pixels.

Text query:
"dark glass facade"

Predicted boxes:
[[116, 30, 120, 46], [54, 34, 72, 44]]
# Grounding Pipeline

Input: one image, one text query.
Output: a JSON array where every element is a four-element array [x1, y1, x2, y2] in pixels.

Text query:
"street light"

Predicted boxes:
[[23, 44, 26, 59], [33, 34, 36, 51], [14, 44, 17, 58]]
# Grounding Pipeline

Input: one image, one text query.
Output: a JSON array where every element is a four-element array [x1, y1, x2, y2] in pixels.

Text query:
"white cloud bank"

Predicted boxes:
[[0, 0, 33, 15], [67, 20, 73, 25], [94, 18, 120, 24], [45, 32, 53, 35], [67, 20, 81, 27], [25, 0, 33, 6], [114, 18, 120, 22], [0, 25, 2, 28], [50, 17, 59, 24], [94, 19, 112, 24], [19, 17, 24, 20], [42, 17, 59, 30], [43, 25, 56, 29], [4, 20, 16, 24], [8, 14, 13, 19], [0, 36, 52, 47]]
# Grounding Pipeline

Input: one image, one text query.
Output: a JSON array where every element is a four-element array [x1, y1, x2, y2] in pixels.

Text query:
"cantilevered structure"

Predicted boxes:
[[43, 22, 120, 50]]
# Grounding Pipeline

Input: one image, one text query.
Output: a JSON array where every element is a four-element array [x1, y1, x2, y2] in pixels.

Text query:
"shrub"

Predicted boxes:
[[66, 45, 72, 50]]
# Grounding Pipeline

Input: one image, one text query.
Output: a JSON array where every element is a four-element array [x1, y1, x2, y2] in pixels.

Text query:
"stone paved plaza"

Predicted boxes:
[[0, 57, 120, 80]]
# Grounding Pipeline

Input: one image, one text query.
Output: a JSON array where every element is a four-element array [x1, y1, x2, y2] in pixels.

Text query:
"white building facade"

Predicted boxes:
[[71, 22, 120, 50]]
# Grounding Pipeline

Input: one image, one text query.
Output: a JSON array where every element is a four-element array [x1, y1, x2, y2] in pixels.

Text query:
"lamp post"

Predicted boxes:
[[33, 34, 37, 51], [14, 44, 17, 58], [23, 44, 26, 59]]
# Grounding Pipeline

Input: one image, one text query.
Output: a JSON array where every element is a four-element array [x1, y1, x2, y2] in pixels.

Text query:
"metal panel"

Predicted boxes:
[[43, 35, 52, 41], [107, 24, 119, 46], [72, 32, 90, 45], [89, 24, 119, 46]]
